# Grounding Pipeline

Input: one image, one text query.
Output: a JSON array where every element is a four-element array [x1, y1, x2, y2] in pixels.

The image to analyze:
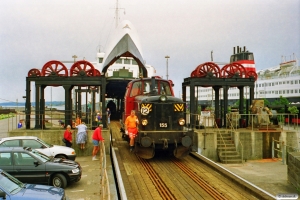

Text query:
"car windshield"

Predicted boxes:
[[0, 171, 24, 194], [31, 149, 51, 162], [37, 138, 52, 148]]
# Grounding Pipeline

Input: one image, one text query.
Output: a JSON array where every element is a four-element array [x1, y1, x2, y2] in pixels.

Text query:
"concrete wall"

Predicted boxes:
[[195, 130, 218, 162], [8, 128, 110, 157], [194, 128, 298, 162]]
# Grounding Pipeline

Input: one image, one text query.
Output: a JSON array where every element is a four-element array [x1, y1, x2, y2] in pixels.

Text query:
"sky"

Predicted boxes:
[[0, 0, 299, 104]]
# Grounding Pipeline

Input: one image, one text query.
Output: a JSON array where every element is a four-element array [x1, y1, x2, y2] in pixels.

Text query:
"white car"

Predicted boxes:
[[0, 136, 76, 160]]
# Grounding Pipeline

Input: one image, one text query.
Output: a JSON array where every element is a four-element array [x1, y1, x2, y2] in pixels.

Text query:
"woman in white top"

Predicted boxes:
[[76, 122, 87, 150]]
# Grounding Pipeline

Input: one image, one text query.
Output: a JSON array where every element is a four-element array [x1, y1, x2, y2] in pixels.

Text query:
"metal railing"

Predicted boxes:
[[0, 111, 110, 132], [272, 138, 300, 165], [99, 141, 110, 199], [226, 114, 244, 164], [186, 111, 299, 131]]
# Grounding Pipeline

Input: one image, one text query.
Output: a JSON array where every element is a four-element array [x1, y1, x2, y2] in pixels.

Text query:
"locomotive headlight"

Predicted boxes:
[[141, 119, 148, 126], [159, 95, 167, 102], [178, 118, 185, 126]]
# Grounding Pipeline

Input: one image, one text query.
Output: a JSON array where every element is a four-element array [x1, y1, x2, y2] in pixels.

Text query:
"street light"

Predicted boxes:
[[165, 55, 170, 80]]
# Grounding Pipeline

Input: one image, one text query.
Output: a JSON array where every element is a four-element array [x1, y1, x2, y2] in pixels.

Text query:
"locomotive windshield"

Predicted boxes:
[[129, 79, 172, 97]]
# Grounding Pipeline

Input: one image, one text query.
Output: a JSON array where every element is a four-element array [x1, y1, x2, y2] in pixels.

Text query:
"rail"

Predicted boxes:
[[99, 140, 110, 199], [226, 114, 244, 164], [272, 138, 300, 165], [0, 111, 110, 132], [186, 111, 299, 131]]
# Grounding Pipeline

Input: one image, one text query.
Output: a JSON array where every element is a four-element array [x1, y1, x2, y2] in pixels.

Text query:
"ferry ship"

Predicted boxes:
[[197, 48, 300, 106], [95, 20, 155, 79]]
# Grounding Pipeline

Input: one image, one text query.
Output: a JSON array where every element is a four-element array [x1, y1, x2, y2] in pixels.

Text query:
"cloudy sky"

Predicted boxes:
[[0, 0, 299, 104]]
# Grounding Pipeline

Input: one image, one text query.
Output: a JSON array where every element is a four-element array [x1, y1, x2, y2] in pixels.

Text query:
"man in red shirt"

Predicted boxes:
[[92, 124, 104, 161], [125, 110, 139, 152]]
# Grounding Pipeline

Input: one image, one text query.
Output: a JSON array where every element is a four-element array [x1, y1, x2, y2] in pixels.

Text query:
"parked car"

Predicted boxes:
[[0, 147, 82, 188], [0, 169, 67, 200], [0, 136, 76, 160]]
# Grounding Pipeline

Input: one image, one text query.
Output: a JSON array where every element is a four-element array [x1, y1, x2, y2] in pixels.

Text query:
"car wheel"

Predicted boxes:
[[55, 155, 67, 159], [52, 174, 67, 188]]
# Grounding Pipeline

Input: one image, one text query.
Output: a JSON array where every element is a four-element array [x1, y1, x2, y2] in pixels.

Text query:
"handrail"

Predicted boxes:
[[100, 141, 110, 199], [226, 114, 244, 164], [272, 137, 300, 165]]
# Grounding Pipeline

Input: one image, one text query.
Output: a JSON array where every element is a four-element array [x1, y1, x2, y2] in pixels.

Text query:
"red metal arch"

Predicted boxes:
[[190, 69, 197, 77], [246, 70, 258, 80], [70, 60, 95, 76], [28, 68, 41, 77], [194, 62, 220, 78], [41, 60, 68, 76], [220, 63, 246, 78], [94, 69, 101, 77]]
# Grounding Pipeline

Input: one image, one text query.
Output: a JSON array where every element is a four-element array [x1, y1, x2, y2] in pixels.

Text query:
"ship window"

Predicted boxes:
[[287, 81, 289, 84], [272, 91, 274, 94], [124, 59, 131, 65], [116, 59, 122, 64], [295, 80, 298, 84], [279, 91, 282, 94], [275, 82, 278, 85], [275, 91, 278, 94], [259, 84, 261, 87], [98, 58, 103, 63], [291, 90, 293, 94], [132, 60, 138, 65], [272, 83, 274, 86], [283, 81, 286, 84], [286, 90, 289, 94], [291, 81, 293, 84], [296, 90, 299, 93], [279, 82, 282, 85]]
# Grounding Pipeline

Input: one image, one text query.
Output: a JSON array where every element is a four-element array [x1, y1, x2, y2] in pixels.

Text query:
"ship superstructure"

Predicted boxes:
[[197, 50, 300, 106]]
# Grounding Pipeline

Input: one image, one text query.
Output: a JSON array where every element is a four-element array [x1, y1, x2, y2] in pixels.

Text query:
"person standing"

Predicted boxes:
[[76, 122, 87, 150], [106, 108, 111, 124], [92, 124, 104, 161], [125, 110, 139, 152], [64, 125, 73, 147], [75, 116, 81, 126], [17, 120, 23, 128], [95, 112, 101, 126]]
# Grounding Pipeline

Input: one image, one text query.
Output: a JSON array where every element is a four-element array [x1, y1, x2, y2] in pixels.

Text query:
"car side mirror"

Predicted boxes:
[[34, 160, 40, 166], [0, 190, 6, 199]]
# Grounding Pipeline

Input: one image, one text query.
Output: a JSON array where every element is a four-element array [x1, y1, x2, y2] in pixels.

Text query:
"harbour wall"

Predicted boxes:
[[194, 129, 299, 162]]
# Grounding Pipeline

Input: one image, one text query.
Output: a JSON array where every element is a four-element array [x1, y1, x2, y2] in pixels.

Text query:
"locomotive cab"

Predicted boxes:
[[122, 76, 193, 159]]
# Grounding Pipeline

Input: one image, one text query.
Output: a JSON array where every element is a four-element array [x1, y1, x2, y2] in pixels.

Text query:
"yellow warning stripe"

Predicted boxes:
[[174, 103, 184, 111]]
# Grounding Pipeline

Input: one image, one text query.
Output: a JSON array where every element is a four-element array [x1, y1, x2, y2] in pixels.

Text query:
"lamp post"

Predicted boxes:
[[165, 55, 170, 80]]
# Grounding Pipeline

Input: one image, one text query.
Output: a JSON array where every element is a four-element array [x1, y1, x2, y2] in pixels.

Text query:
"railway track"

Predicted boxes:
[[110, 121, 275, 200]]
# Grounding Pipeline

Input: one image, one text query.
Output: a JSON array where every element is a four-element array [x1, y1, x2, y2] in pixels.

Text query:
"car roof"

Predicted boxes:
[[0, 146, 32, 152], [0, 136, 38, 142]]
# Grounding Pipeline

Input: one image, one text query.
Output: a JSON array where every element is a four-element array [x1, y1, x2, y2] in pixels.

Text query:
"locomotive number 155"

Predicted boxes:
[[159, 123, 167, 128]]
